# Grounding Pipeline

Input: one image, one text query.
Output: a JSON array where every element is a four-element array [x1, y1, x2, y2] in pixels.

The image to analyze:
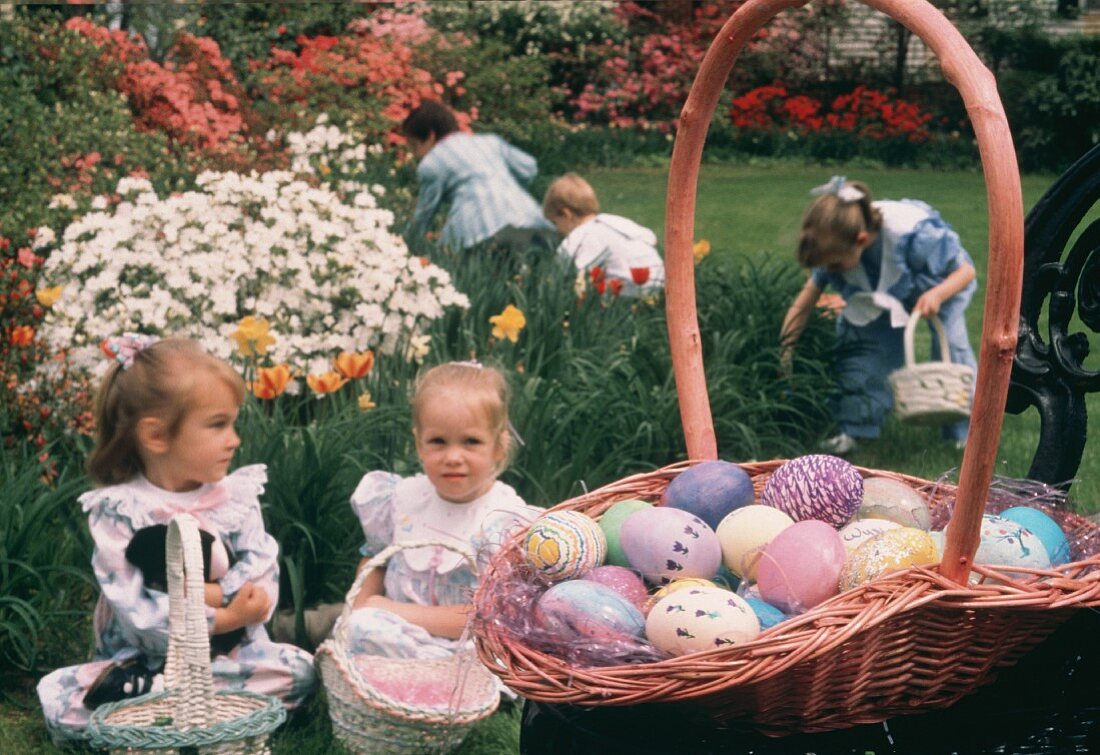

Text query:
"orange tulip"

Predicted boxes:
[[334, 350, 374, 379], [307, 370, 348, 395], [231, 316, 276, 357], [250, 364, 292, 400], [11, 325, 34, 347]]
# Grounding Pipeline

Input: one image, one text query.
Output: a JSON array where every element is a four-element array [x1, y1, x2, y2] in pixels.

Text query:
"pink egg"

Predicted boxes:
[[756, 520, 846, 614], [581, 565, 649, 610], [619, 507, 721, 585]]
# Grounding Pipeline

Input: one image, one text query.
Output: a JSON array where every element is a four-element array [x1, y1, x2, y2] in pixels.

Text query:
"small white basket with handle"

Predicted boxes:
[[87, 514, 286, 754], [888, 309, 975, 425], [315, 540, 501, 755]]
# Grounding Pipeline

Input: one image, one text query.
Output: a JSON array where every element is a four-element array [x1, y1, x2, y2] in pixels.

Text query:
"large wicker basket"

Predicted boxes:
[[87, 515, 286, 754], [315, 540, 501, 755], [472, 0, 1100, 736], [888, 310, 974, 424]]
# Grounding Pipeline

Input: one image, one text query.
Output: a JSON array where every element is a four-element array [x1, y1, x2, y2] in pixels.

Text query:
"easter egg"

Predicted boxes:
[[967, 514, 1051, 570], [840, 527, 939, 591], [760, 455, 863, 528], [838, 517, 902, 553], [524, 510, 606, 582], [756, 520, 846, 614], [645, 587, 760, 656], [534, 580, 645, 640], [742, 596, 786, 630], [581, 565, 649, 610], [1000, 506, 1071, 566], [599, 499, 653, 567], [619, 507, 721, 586], [643, 577, 719, 615], [857, 477, 931, 530], [715, 505, 795, 582], [662, 461, 755, 530]]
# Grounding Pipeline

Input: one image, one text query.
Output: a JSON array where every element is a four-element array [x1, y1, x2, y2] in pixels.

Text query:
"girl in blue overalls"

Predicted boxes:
[[779, 177, 977, 454]]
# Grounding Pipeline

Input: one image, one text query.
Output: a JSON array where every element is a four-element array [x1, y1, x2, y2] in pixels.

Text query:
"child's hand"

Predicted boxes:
[[226, 582, 271, 627], [204, 582, 224, 609], [915, 290, 944, 317]]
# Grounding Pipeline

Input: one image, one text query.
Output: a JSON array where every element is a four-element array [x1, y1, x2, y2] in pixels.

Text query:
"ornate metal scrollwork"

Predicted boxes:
[[1007, 143, 1100, 487]]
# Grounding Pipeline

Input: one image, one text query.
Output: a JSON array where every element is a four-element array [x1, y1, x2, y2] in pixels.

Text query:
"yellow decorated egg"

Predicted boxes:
[[524, 510, 606, 582], [838, 518, 902, 553], [857, 477, 931, 530], [840, 527, 939, 590], [645, 586, 760, 656], [643, 577, 719, 615], [715, 505, 794, 582]]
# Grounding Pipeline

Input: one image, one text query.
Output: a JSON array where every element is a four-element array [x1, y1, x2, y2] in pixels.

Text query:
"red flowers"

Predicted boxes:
[[730, 85, 932, 143]]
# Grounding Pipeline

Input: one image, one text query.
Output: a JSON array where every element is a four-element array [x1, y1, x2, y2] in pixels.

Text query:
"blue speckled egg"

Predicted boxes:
[[534, 580, 645, 640]]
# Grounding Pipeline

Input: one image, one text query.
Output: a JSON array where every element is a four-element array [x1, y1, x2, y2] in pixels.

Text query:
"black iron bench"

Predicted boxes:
[[518, 142, 1100, 755]]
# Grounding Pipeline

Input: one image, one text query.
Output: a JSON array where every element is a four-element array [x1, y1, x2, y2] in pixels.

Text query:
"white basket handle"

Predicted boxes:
[[165, 514, 215, 728], [903, 309, 955, 368], [335, 539, 478, 638]]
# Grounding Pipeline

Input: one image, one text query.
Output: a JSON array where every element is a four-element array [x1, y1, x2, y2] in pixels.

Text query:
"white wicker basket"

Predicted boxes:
[[87, 514, 286, 754], [316, 540, 501, 755], [888, 310, 974, 425]]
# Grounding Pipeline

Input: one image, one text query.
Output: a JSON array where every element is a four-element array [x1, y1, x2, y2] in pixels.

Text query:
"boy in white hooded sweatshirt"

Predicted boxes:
[[543, 173, 665, 298]]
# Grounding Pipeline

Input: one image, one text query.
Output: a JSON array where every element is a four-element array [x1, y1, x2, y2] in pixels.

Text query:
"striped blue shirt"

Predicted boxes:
[[404, 132, 551, 251]]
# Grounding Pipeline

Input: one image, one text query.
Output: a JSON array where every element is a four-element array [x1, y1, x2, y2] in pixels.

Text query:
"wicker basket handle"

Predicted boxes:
[[665, 0, 1023, 584], [165, 514, 216, 729], [903, 310, 955, 368], [334, 539, 479, 638]]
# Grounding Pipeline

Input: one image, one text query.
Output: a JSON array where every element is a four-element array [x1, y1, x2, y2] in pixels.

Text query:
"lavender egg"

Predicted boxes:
[[761, 454, 863, 528], [619, 507, 721, 585]]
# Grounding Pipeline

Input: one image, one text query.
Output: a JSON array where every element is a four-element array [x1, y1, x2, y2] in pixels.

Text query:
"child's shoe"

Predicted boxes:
[[820, 432, 857, 455], [83, 658, 164, 709]]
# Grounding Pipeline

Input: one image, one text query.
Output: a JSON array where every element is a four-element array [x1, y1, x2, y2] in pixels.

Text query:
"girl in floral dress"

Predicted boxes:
[[37, 335, 316, 745], [341, 361, 539, 670]]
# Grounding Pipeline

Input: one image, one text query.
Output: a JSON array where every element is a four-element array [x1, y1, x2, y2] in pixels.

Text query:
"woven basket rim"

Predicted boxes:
[[473, 460, 1100, 706], [87, 688, 287, 747], [316, 642, 500, 726]]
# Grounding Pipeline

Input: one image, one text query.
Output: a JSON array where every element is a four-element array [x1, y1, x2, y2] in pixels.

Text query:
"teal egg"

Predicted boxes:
[[1000, 506, 1071, 566], [743, 596, 786, 630], [599, 499, 653, 567]]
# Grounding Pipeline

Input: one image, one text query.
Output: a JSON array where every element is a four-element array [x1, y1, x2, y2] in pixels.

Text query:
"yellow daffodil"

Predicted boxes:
[[35, 285, 63, 308], [693, 239, 711, 264], [357, 391, 377, 411], [490, 304, 526, 343], [334, 350, 374, 379], [231, 316, 276, 357], [250, 364, 292, 400], [307, 370, 348, 395]]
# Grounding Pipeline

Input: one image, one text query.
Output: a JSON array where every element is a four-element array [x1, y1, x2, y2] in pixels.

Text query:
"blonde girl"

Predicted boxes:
[[780, 177, 977, 453], [37, 335, 315, 745], [341, 361, 539, 664]]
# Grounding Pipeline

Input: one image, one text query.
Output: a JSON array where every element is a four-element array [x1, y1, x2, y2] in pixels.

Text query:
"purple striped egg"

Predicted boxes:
[[760, 454, 863, 528]]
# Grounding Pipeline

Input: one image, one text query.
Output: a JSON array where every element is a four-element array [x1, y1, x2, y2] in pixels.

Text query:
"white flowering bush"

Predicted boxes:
[[39, 169, 468, 378]]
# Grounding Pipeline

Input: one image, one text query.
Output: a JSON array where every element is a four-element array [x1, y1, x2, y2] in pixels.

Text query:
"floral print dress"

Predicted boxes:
[[37, 465, 316, 745], [341, 472, 539, 664]]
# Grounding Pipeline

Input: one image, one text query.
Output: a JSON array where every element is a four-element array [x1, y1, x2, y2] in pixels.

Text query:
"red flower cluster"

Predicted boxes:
[[729, 84, 932, 142], [65, 18, 249, 151]]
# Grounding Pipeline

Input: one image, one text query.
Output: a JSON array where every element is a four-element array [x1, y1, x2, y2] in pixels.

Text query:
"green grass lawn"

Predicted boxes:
[[590, 162, 1100, 508], [5, 162, 1098, 754]]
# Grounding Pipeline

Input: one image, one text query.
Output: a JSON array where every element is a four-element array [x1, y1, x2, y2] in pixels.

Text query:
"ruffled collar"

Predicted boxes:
[[391, 475, 522, 573]]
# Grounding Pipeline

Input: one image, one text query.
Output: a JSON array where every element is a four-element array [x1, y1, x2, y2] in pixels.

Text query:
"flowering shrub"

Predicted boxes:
[[37, 170, 468, 388], [729, 84, 933, 142], [249, 29, 468, 144]]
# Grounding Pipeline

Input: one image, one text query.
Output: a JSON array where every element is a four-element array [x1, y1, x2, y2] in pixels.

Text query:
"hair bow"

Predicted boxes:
[[452, 360, 483, 369], [810, 175, 865, 203], [102, 333, 159, 370]]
